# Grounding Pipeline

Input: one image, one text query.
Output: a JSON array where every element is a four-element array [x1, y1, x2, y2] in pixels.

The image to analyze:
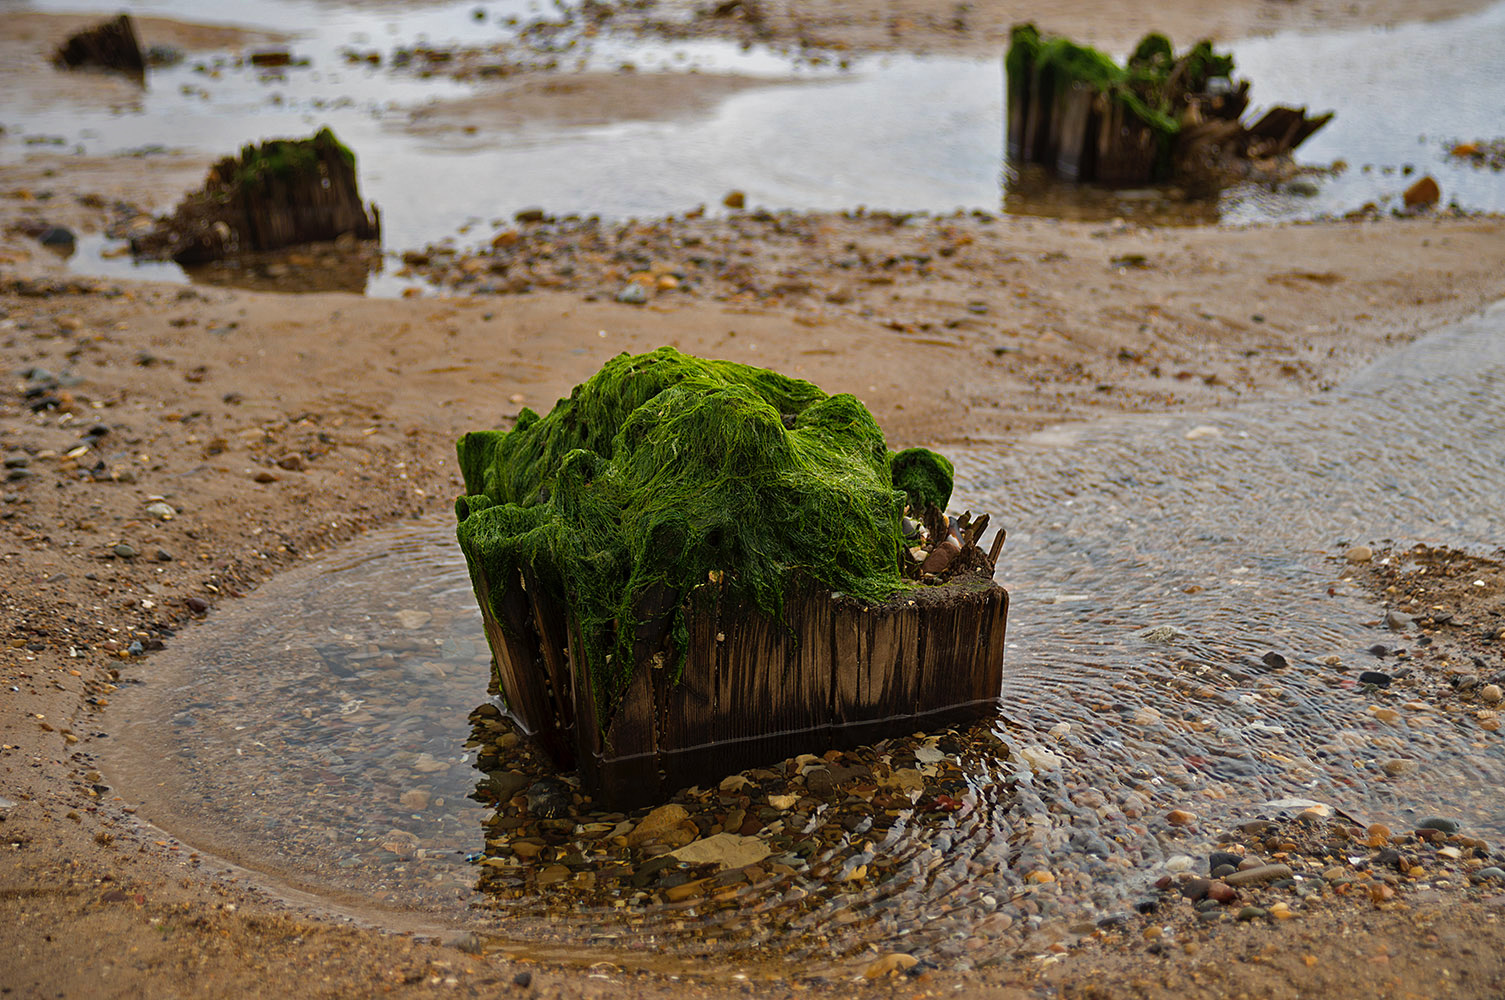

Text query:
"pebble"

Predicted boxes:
[[1345, 545, 1374, 563], [113, 543, 137, 559], [1209, 850, 1241, 870], [1165, 809, 1196, 826], [1417, 817, 1461, 834], [513, 970, 532, 988], [524, 779, 572, 819], [863, 953, 919, 979], [1482, 684, 1503, 703], [1206, 881, 1237, 904], [615, 283, 649, 305], [1236, 905, 1268, 921], [1224, 864, 1293, 886], [1385, 610, 1415, 631], [1358, 670, 1392, 687], [145, 501, 176, 520], [444, 930, 483, 954], [186, 596, 210, 613], [1016, 744, 1063, 773]]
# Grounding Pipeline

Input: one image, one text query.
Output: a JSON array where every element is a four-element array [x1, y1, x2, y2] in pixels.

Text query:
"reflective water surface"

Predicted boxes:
[[3, 0, 1503, 293], [109, 301, 1505, 968]]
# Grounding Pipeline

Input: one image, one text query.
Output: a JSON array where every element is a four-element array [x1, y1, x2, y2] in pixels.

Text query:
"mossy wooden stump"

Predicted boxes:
[[454, 348, 1009, 809], [53, 14, 145, 82], [1006, 24, 1330, 190], [132, 127, 380, 265]]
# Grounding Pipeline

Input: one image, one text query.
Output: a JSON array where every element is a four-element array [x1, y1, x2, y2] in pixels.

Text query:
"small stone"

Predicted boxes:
[[864, 953, 919, 979], [1016, 744, 1063, 773], [1225, 864, 1294, 886], [766, 793, 799, 810], [144, 500, 176, 520], [1182, 877, 1212, 902], [722, 190, 746, 210], [535, 864, 569, 886], [525, 779, 572, 819], [1236, 906, 1268, 921], [1417, 817, 1461, 834], [275, 453, 306, 471], [154, 548, 173, 562], [186, 596, 209, 613], [1209, 850, 1242, 871], [444, 931, 483, 954], [1474, 867, 1505, 882], [615, 283, 648, 305], [1269, 902, 1294, 920], [1166, 809, 1196, 827], [513, 970, 532, 988], [1359, 670, 1392, 687], [1482, 684, 1502, 703], [1365, 823, 1392, 847], [625, 803, 692, 848], [667, 833, 770, 870], [253, 470, 279, 484], [1403, 175, 1440, 208], [1385, 610, 1415, 631], [1345, 545, 1373, 563], [1207, 881, 1237, 904], [395, 609, 432, 630], [113, 543, 137, 559]]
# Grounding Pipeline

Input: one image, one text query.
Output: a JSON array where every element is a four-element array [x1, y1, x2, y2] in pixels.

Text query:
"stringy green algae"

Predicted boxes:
[[455, 347, 953, 727], [1007, 24, 1237, 139]]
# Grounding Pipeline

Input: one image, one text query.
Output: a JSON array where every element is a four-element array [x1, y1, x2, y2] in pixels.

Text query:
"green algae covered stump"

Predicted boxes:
[[455, 348, 1007, 807]]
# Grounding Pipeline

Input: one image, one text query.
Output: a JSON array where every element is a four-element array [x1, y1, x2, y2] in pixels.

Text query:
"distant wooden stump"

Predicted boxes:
[[53, 14, 145, 82], [473, 567, 1008, 809]]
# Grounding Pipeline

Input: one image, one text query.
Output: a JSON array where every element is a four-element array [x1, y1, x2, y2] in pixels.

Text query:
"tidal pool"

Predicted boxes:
[[108, 300, 1505, 971]]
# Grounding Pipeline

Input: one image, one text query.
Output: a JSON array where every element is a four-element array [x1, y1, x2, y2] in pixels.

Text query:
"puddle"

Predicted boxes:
[[3, 0, 1504, 294], [108, 300, 1505, 967]]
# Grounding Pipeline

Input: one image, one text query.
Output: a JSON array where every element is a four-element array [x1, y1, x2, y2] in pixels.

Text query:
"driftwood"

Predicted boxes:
[[53, 14, 145, 82], [132, 128, 380, 265], [477, 566, 1009, 809]]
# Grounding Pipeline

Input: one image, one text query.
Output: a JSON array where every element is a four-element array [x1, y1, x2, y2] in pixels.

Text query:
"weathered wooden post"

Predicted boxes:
[[1003, 25, 1330, 191], [131, 128, 381, 264], [455, 348, 1009, 808]]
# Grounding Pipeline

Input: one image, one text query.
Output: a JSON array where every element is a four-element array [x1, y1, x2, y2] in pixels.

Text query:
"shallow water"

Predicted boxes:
[[108, 300, 1505, 967], [3, 0, 1503, 293]]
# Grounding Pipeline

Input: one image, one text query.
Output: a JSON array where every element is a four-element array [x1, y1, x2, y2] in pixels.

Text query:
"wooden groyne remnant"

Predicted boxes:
[[455, 348, 1009, 808], [1006, 25, 1332, 189], [131, 128, 380, 265]]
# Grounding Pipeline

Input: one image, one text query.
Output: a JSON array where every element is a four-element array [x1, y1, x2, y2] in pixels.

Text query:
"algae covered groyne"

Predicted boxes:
[[454, 348, 1008, 806], [132, 127, 380, 265], [1006, 24, 1332, 188]]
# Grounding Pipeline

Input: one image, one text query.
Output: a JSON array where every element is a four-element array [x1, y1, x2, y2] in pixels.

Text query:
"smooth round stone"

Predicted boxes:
[[1209, 850, 1241, 871], [1237, 906, 1269, 921], [1418, 817, 1462, 834]]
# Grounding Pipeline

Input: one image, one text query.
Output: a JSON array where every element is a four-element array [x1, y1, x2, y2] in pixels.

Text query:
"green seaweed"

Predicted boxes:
[[1006, 24, 1237, 140], [228, 127, 355, 191], [454, 347, 954, 727]]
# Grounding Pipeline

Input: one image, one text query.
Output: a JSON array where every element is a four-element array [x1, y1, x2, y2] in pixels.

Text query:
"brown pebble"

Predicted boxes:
[[1166, 809, 1196, 827], [1225, 863, 1293, 886]]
